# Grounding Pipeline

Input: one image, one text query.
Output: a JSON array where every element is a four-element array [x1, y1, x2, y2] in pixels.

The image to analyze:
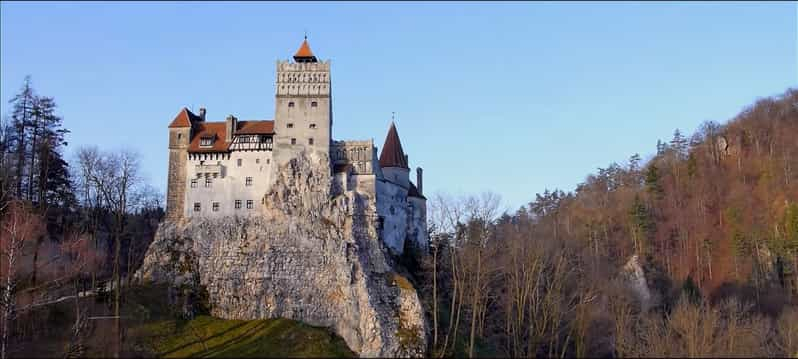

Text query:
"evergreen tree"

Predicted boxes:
[[644, 164, 664, 199], [7, 76, 36, 198], [629, 195, 654, 255], [670, 128, 689, 160]]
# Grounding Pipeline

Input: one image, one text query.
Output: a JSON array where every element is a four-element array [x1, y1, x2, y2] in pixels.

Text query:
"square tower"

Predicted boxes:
[[273, 37, 332, 167]]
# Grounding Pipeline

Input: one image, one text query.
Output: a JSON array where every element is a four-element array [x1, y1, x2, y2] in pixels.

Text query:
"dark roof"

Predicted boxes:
[[236, 120, 275, 135], [379, 122, 408, 169], [408, 182, 426, 200], [333, 163, 352, 173]]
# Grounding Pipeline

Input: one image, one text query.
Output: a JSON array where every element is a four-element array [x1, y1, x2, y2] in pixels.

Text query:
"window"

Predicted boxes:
[[212, 202, 219, 212], [255, 158, 260, 164], [267, 159, 270, 164], [235, 200, 242, 209], [245, 177, 253, 186], [309, 123, 316, 129], [308, 138, 314, 145], [205, 177, 212, 187], [177, 133, 182, 139], [194, 203, 201, 212], [191, 179, 197, 188], [311, 101, 318, 107], [288, 102, 295, 108], [237, 158, 242, 167], [287, 123, 294, 129], [291, 138, 296, 145], [246, 200, 253, 209], [200, 137, 214, 146]]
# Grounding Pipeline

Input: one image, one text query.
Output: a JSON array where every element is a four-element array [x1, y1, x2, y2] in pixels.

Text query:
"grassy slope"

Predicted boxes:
[[11, 284, 353, 358], [130, 316, 354, 358]]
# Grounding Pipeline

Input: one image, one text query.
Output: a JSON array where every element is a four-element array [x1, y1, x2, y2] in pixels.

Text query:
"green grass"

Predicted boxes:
[[131, 315, 354, 358], [10, 284, 354, 358]]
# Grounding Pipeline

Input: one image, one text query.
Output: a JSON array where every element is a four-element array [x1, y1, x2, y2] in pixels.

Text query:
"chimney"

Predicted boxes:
[[225, 114, 237, 142], [198, 107, 206, 121], [416, 167, 423, 195]]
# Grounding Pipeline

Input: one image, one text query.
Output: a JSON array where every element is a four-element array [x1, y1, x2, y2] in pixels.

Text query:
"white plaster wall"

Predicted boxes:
[[407, 197, 428, 252], [183, 150, 275, 218], [376, 179, 409, 254]]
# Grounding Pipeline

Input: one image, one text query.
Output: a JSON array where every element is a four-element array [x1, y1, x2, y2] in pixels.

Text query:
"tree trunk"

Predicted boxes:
[[468, 247, 482, 358]]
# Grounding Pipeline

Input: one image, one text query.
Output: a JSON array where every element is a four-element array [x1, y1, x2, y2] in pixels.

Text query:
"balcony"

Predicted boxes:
[[195, 164, 223, 176]]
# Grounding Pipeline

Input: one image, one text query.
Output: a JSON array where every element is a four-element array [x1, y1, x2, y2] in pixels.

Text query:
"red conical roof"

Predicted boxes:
[[293, 37, 318, 62], [379, 122, 409, 169]]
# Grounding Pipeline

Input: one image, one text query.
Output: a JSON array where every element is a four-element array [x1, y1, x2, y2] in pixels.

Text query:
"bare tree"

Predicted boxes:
[[75, 146, 142, 358], [0, 200, 45, 359]]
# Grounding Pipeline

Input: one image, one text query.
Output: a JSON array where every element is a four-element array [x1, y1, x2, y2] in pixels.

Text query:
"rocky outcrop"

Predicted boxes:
[[136, 152, 427, 357]]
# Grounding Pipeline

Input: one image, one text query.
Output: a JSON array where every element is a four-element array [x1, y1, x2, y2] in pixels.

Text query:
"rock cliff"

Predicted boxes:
[[136, 152, 427, 357]]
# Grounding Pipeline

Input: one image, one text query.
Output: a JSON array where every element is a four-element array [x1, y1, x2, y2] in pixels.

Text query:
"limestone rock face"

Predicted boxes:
[[137, 152, 427, 357]]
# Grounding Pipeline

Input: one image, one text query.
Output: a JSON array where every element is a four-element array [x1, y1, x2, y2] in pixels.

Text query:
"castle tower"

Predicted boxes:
[[379, 122, 410, 189], [274, 36, 332, 167], [165, 108, 194, 219]]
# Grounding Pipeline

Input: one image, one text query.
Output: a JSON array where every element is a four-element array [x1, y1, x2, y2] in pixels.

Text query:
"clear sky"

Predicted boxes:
[[1, 1, 796, 211]]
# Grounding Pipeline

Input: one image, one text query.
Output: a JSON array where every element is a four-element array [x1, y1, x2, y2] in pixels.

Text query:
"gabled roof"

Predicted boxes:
[[168, 107, 194, 128], [236, 120, 275, 135], [379, 122, 409, 169]]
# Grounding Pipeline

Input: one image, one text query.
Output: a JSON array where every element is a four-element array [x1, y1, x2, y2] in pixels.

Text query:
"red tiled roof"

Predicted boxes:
[[168, 107, 192, 128], [188, 122, 229, 153], [294, 38, 315, 58], [379, 122, 408, 169], [236, 120, 275, 135]]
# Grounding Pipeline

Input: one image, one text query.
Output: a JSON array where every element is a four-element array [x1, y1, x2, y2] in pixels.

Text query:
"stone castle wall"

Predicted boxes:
[[166, 127, 190, 219]]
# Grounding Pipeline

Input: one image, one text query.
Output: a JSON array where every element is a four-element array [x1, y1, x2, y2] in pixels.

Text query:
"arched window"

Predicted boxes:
[[288, 102, 294, 108], [311, 101, 318, 107]]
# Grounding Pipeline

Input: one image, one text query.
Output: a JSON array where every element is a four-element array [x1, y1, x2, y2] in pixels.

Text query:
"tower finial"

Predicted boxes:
[[392, 111, 395, 122], [304, 30, 307, 40]]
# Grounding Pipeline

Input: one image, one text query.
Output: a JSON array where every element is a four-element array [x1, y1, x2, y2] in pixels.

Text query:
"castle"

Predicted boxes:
[[164, 37, 428, 254]]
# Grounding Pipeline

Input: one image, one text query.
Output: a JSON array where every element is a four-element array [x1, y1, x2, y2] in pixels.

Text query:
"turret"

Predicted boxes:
[[379, 122, 410, 189]]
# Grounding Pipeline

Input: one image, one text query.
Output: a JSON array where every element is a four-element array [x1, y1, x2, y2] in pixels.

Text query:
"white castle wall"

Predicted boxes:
[[376, 179, 409, 254], [183, 150, 275, 218]]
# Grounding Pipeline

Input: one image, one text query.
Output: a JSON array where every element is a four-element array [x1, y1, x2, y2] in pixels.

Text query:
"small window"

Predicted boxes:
[[194, 203, 201, 212], [237, 158, 242, 167], [287, 123, 294, 129], [200, 137, 214, 146], [255, 158, 260, 164], [309, 123, 316, 129], [212, 202, 219, 212], [246, 177, 253, 186], [235, 200, 242, 209], [267, 159, 270, 164], [190, 179, 197, 188], [311, 101, 318, 107], [246, 200, 253, 209], [291, 138, 296, 145], [288, 102, 295, 108], [308, 138, 314, 145], [205, 178, 212, 187], [177, 133, 182, 139]]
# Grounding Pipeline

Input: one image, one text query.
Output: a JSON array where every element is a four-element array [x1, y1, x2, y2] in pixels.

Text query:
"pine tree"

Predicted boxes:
[[670, 128, 688, 160], [644, 164, 664, 199], [629, 195, 654, 255], [7, 76, 37, 198]]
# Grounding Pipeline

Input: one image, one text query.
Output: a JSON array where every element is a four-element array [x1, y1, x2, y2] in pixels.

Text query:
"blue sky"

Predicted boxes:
[[1, 1, 796, 211]]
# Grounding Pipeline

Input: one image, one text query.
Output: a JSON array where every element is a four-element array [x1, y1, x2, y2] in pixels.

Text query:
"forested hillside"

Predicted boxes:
[[415, 88, 798, 357]]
